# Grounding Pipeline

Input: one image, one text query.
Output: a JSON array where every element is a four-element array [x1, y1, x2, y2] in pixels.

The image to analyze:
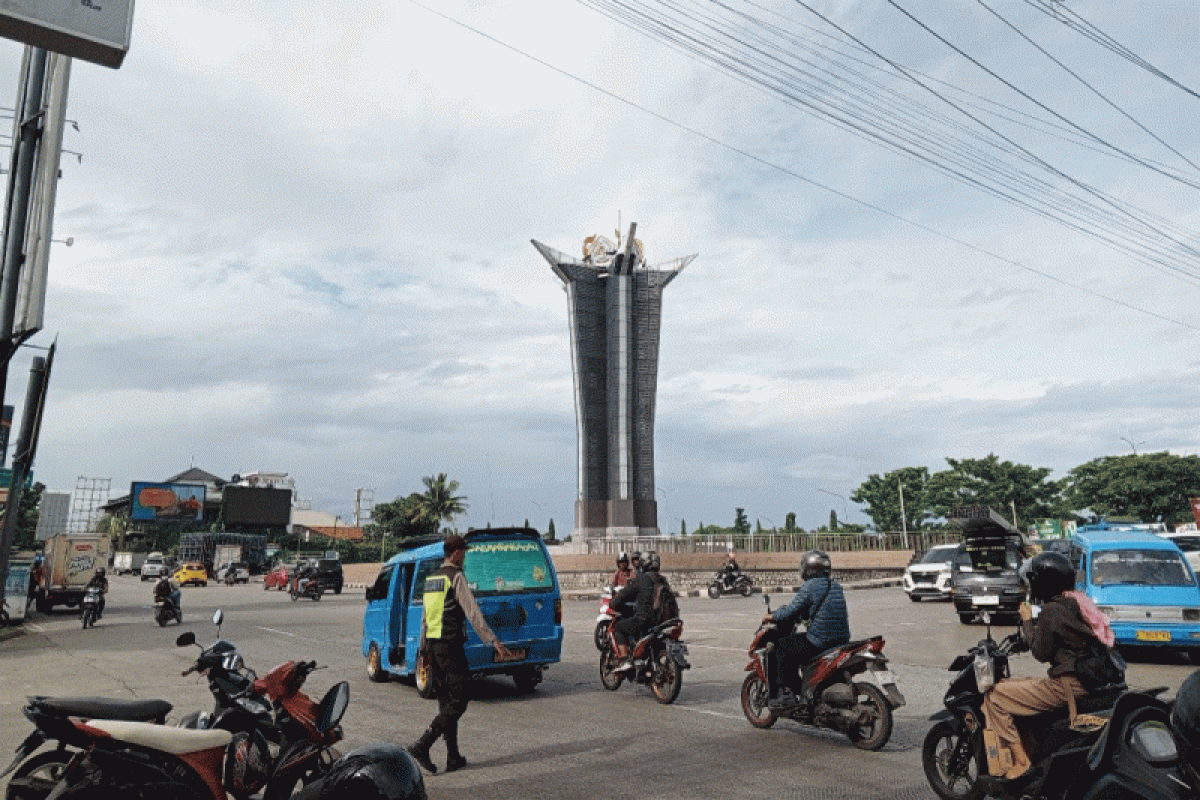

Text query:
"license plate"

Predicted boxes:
[[973, 595, 1000, 607], [1136, 630, 1171, 642], [495, 647, 527, 663]]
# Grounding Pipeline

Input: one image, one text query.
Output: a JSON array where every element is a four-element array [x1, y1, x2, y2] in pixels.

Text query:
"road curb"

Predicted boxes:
[[0, 625, 28, 643], [562, 578, 901, 602]]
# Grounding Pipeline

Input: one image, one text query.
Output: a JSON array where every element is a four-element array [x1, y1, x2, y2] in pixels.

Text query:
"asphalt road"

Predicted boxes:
[[2, 577, 1196, 800]]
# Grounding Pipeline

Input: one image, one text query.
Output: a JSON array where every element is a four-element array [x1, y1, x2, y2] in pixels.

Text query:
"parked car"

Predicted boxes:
[[216, 562, 250, 584], [311, 557, 344, 594], [263, 563, 292, 591], [902, 544, 959, 602], [1071, 525, 1200, 663], [1158, 531, 1200, 575], [172, 562, 208, 587]]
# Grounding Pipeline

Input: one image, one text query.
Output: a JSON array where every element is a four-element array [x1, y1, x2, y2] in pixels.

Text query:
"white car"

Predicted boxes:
[[903, 544, 960, 602], [1159, 532, 1200, 576]]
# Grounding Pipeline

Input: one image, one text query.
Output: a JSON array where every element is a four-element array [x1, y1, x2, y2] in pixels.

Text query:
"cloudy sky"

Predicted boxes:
[[3, 0, 1199, 534]]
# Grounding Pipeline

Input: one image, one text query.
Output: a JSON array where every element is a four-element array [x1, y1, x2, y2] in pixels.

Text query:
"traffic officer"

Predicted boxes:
[[407, 534, 512, 775]]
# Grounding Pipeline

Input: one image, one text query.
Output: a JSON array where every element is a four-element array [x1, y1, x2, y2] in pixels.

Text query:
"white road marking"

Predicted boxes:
[[256, 625, 329, 644]]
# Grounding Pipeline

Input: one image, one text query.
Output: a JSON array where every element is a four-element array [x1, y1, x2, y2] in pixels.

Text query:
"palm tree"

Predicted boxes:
[[411, 473, 468, 531]]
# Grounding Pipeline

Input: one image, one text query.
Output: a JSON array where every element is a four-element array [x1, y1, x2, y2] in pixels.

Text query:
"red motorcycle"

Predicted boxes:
[[598, 614, 690, 704], [740, 595, 905, 750]]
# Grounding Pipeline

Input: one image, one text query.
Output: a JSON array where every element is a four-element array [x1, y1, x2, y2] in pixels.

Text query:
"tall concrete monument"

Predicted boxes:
[[533, 224, 695, 540]]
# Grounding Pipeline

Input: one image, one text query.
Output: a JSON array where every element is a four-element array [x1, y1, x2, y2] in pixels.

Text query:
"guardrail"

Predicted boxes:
[[584, 531, 959, 555]]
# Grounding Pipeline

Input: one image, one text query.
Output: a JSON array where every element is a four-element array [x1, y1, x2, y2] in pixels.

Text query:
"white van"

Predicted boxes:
[[140, 552, 166, 581]]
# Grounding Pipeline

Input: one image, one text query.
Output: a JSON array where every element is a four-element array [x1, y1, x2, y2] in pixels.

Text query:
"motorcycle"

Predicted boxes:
[[290, 577, 322, 602], [78, 588, 101, 629], [708, 571, 753, 599], [594, 587, 615, 651], [0, 696, 173, 800], [922, 613, 1150, 800], [598, 613, 690, 704], [34, 679, 351, 800], [154, 594, 182, 627], [740, 594, 904, 751]]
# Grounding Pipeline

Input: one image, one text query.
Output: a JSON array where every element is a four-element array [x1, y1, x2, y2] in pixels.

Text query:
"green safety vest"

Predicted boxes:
[[422, 566, 462, 641]]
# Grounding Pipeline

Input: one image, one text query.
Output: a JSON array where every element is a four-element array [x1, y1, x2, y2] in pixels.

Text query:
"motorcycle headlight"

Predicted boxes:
[[973, 652, 995, 693], [223, 653, 245, 672]]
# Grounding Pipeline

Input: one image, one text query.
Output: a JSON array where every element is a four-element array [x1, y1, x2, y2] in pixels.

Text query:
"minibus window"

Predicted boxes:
[[464, 540, 554, 596], [1090, 550, 1192, 587]]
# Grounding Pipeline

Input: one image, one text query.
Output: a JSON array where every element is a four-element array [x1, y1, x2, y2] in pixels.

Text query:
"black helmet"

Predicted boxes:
[[1026, 551, 1075, 602], [800, 550, 831, 581], [295, 745, 426, 800], [630, 551, 643, 570], [1171, 669, 1200, 755], [643, 551, 661, 572]]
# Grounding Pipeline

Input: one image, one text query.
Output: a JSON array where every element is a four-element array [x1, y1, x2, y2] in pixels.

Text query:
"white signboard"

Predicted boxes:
[[0, 0, 133, 69]]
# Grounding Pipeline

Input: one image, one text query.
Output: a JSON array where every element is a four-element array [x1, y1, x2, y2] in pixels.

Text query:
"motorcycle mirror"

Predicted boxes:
[[763, 594, 771, 613], [176, 632, 197, 647], [315, 681, 350, 733], [212, 609, 223, 626]]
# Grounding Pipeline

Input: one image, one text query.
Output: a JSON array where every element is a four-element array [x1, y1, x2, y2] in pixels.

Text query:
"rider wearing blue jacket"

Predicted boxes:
[[764, 550, 850, 705]]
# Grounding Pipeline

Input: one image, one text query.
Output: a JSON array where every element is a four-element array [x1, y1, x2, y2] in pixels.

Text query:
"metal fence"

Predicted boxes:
[[583, 531, 960, 555]]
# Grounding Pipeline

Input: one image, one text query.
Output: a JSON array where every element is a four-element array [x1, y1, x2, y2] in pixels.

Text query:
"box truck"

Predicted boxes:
[[36, 534, 112, 612]]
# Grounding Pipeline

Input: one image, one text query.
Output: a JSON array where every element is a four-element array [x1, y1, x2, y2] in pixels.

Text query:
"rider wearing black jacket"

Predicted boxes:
[[611, 552, 671, 670], [764, 550, 849, 704], [86, 569, 109, 619]]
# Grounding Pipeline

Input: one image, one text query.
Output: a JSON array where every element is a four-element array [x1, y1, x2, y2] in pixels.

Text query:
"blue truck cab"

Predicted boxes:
[[361, 527, 563, 694], [1070, 523, 1200, 662]]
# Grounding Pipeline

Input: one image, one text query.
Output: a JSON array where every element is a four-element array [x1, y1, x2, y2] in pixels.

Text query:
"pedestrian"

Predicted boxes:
[[408, 534, 512, 775]]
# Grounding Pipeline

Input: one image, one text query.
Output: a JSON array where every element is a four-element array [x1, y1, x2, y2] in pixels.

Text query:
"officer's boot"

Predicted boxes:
[[407, 728, 439, 775], [444, 723, 467, 773]]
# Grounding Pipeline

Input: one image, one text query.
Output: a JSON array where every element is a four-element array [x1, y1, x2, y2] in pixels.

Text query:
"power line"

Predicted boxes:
[[404, 0, 1198, 330]]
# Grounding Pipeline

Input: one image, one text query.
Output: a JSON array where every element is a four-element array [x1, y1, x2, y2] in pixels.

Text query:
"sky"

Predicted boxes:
[[1, 0, 1198, 535]]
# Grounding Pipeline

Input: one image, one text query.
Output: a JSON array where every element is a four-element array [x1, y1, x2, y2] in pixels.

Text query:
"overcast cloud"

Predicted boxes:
[[4, 0, 1199, 533]]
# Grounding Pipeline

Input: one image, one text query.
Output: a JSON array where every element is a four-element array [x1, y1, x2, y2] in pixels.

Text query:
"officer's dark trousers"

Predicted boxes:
[[424, 639, 470, 755]]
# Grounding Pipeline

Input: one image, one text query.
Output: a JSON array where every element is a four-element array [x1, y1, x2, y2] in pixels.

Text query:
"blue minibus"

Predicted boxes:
[[1070, 525, 1200, 663], [361, 528, 564, 693]]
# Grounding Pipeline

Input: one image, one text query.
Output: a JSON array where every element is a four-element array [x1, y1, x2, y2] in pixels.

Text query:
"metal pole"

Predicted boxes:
[[0, 47, 50, 467], [898, 479, 909, 550], [0, 347, 52, 609]]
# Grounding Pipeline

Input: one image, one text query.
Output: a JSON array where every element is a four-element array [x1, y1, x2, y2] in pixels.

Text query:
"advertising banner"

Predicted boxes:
[[131, 482, 205, 522]]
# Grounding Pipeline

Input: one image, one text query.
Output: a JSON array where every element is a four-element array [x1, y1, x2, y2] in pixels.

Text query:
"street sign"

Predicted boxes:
[[0, 0, 134, 69]]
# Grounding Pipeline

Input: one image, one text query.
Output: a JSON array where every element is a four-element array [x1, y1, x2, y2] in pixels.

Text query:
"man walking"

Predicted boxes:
[[408, 534, 511, 775]]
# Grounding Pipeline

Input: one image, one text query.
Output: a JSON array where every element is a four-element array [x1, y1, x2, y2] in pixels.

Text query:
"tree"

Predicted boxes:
[[12, 481, 44, 549], [785, 512, 797, 533], [829, 509, 838, 531], [851, 466, 930, 532], [922, 454, 1064, 524], [366, 494, 435, 541], [546, 519, 557, 542], [679, 519, 687, 536], [411, 473, 468, 531], [1064, 452, 1200, 524], [732, 508, 750, 535]]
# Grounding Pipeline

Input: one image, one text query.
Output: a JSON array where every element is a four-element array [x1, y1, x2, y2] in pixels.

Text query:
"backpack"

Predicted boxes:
[[651, 576, 679, 624], [1063, 592, 1125, 691]]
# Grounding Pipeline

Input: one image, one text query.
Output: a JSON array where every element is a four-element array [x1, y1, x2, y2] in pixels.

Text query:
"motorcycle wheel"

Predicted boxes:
[[312, 590, 322, 602], [290, 589, 298, 602], [847, 683, 893, 751], [738, 580, 753, 597], [740, 674, 778, 729], [650, 648, 682, 704], [599, 649, 624, 691], [156, 610, 168, 627], [707, 583, 721, 599], [594, 621, 610, 652], [922, 720, 985, 800], [415, 650, 436, 698], [81, 609, 92, 629], [9, 750, 74, 797], [263, 581, 270, 591]]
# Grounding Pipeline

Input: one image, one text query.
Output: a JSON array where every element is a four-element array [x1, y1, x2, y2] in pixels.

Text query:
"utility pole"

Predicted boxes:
[[898, 479, 909, 551]]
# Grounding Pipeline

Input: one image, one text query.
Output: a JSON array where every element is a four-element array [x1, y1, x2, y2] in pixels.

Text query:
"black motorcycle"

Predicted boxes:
[[707, 571, 753, 598], [921, 616, 1184, 800], [154, 593, 182, 627], [78, 587, 101, 629]]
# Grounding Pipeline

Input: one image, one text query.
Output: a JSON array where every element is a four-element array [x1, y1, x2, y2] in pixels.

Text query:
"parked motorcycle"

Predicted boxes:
[[78, 588, 101, 629], [290, 578, 323, 602], [707, 571, 753, 599], [1, 696, 173, 800], [598, 613, 690, 704], [922, 614, 1142, 800], [34, 679, 351, 800], [740, 594, 904, 751], [154, 595, 182, 627]]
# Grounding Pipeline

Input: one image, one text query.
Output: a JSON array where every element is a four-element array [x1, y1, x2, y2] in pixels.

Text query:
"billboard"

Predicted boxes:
[[222, 486, 291, 528], [130, 482, 205, 522], [0, 0, 134, 69]]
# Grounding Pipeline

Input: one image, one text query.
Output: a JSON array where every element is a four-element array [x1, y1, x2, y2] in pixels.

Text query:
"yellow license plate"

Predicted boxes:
[[1135, 630, 1171, 642], [495, 647, 527, 663]]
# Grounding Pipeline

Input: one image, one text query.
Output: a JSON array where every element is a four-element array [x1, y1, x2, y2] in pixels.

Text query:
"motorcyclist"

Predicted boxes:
[[610, 551, 663, 672], [721, 550, 741, 591], [295, 561, 317, 594], [610, 552, 635, 588], [763, 550, 849, 709], [154, 574, 181, 613], [629, 551, 643, 574], [982, 551, 1115, 787], [85, 568, 109, 619]]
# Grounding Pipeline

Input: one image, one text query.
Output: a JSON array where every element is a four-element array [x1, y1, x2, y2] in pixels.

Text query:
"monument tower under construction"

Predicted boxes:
[[533, 224, 695, 540]]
